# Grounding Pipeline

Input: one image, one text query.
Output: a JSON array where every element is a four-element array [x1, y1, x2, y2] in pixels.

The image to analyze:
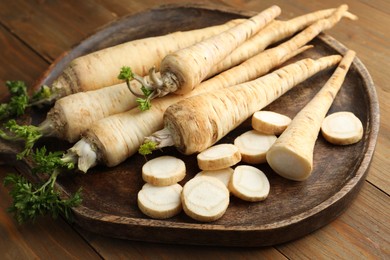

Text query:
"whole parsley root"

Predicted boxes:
[[266, 50, 356, 181]]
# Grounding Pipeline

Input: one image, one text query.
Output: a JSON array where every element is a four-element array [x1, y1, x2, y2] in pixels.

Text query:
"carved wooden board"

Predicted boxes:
[[0, 5, 379, 246]]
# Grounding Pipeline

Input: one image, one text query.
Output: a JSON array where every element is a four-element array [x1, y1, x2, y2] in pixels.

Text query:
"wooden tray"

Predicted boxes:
[[0, 4, 380, 247]]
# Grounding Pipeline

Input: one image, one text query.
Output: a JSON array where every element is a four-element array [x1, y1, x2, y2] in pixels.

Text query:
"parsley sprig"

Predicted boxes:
[[118, 66, 155, 111], [3, 147, 81, 223], [0, 81, 29, 120], [138, 140, 158, 156], [0, 81, 57, 120], [1, 81, 81, 223], [0, 119, 43, 159]]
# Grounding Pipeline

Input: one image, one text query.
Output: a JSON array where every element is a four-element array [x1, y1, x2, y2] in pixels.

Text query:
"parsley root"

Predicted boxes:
[[266, 50, 356, 181]]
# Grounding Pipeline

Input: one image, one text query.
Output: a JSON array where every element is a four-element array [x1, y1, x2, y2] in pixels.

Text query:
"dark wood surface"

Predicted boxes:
[[0, 0, 389, 258]]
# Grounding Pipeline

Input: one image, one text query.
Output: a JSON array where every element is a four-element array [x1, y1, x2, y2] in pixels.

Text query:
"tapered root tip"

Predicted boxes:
[[266, 146, 312, 181]]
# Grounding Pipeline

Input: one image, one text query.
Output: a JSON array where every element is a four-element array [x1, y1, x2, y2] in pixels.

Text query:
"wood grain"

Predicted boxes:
[[277, 182, 390, 259], [0, 0, 388, 258], [0, 26, 48, 99], [0, 0, 117, 61], [0, 166, 100, 259]]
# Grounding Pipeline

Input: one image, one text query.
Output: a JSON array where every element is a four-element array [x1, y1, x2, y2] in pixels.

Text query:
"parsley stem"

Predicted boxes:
[[32, 170, 58, 195]]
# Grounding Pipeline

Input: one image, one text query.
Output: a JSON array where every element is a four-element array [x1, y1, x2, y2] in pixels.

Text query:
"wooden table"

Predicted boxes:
[[0, 0, 388, 258]]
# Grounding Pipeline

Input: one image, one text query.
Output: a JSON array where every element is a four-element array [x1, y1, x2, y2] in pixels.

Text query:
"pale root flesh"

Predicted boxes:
[[321, 111, 363, 145], [181, 176, 229, 222], [234, 130, 277, 164], [51, 19, 243, 98], [197, 144, 241, 171], [229, 165, 270, 202], [160, 5, 281, 95], [142, 156, 186, 186], [163, 55, 342, 155], [266, 50, 356, 181], [251, 111, 292, 135], [195, 168, 234, 188], [137, 183, 183, 219]]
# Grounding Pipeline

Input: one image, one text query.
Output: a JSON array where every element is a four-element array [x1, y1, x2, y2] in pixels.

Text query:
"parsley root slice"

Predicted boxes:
[[181, 176, 229, 222], [266, 50, 356, 181], [65, 6, 350, 172], [229, 165, 270, 202], [137, 183, 183, 219], [195, 168, 234, 188], [321, 111, 363, 145], [50, 19, 243, 99], [251, 111, 292, 135], [142, 156, 186, 186], [234, 130, 277, 164], [197, 144, 241, 171]]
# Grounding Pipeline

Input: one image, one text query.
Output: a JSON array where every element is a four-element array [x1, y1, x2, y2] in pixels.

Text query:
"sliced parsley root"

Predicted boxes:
[[3, 147, 81, 223]]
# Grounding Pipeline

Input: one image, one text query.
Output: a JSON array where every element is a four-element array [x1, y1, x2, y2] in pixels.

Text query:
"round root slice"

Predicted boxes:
[[234, 130, 277, 164], [229, 165, 270, 202], [138, 183, 183, 219], [142, 156, 186, 186], [252, 110, 291, 135], [197, 143, 241, 171], [321, 111, 363, 145], [195, 167, 234, 188], [182, 176, 229, 222]]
